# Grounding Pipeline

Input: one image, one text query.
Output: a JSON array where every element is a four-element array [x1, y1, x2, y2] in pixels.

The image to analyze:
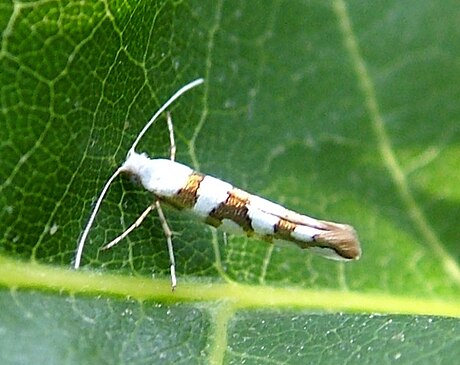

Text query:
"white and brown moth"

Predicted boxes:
[[74, 78, 361, 289]]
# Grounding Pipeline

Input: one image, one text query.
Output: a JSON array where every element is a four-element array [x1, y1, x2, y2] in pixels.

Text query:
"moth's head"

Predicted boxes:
[[119, 151, 153, 186], [121, 151, 149, 174]]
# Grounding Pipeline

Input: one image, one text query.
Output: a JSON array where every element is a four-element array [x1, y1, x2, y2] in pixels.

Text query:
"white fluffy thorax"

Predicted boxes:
[[120, 152, 193, 197]]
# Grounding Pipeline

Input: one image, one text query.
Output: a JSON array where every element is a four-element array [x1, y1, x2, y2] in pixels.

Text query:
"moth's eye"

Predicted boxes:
[[129, 174, 141, 185]]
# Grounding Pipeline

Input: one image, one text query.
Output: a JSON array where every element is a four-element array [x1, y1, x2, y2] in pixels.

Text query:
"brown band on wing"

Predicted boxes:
[[167, 172, 204, 209], [273, 218, 297, 241], [208, 188, 253, 232]]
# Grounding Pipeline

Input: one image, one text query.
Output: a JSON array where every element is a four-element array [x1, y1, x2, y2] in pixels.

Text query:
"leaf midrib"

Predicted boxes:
[[1, 255, 459, 317]]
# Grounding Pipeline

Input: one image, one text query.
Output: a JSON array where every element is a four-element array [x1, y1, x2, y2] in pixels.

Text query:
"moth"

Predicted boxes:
[[74, 78, 361, 289]]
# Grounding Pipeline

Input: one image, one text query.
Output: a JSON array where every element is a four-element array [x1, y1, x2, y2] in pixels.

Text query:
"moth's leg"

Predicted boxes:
[[101, 204, 155, 250], [166, 111, 176, 162], [154, 199, 177, 290]]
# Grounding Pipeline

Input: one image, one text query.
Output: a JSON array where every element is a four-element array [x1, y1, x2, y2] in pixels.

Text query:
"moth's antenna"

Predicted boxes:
[[74, 167, 123, 269], [74, 78, 204, 269], [128, 78, 204, 156]]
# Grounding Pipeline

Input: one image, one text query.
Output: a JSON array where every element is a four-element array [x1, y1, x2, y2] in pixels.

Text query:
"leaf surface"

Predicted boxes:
[[1, 0, 459, 363]]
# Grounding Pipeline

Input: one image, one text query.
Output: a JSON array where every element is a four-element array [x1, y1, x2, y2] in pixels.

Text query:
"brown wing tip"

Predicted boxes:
[[315, 221, 361, 260]]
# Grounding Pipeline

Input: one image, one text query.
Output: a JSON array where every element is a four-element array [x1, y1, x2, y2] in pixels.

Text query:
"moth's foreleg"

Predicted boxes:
[[101, 204, 155, 250]]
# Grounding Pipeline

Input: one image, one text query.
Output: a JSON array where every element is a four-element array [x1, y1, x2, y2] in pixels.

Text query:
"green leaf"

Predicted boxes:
[[1, 0, 459, 364]]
